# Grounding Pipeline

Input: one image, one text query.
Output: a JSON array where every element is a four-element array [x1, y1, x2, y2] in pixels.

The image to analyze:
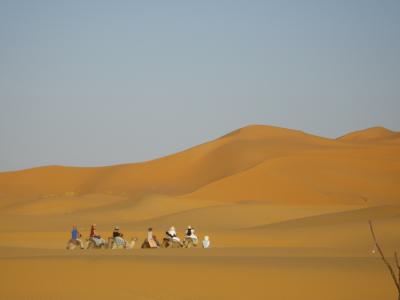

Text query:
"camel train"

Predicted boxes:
[[66, 224, 210, 250]]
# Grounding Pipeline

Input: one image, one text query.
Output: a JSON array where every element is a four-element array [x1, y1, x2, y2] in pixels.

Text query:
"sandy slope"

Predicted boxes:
[[0, 250, 395, 300], [0, 124, 399, 299], [184, 147, 400, 204]]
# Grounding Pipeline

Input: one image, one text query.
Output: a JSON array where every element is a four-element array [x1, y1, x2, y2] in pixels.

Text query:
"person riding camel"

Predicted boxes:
[[67, 224, 84, 249], [111, 226, 126, 248], [166, 226, 182, 245], [185, 225, 198, 244], [89, 224, 105, 247], [147, 227, 160, 248]]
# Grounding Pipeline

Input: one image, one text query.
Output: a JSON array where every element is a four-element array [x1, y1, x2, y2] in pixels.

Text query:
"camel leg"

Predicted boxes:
[[128, 240, 135, 249], [76, 239, 84, 249], [107, 237, 113, 249], [66, 239, 78, 250]]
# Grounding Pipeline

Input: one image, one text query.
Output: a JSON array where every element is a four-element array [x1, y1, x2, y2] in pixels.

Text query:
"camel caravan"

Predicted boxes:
[[66, 224, 211, 250]]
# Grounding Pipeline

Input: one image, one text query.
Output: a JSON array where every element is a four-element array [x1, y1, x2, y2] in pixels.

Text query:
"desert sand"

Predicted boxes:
[[0, 124, 399, 299]]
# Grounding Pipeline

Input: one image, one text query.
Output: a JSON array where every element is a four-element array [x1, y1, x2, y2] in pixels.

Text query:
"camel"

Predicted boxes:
[[85, 237, 106, 249], [141, 238, 160, 248], [66, 239, 84, 250], [160, 238, 183, 248], [124, 238, 137, 249], [182, 237, 198, 248], [108, 237, 138, 249]]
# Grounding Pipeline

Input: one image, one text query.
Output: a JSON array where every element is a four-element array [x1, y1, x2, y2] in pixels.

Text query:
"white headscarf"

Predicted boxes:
[[168, 226, 176, 235]]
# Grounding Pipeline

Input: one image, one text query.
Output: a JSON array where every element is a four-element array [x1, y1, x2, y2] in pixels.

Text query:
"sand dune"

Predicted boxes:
[[4, 124, 329, 200], [0, 123, 399, 237], [0, 124, 399, 300], [0, 124, 399, 243], [337, 126, 400, 143], [1, 124, 398, 205]]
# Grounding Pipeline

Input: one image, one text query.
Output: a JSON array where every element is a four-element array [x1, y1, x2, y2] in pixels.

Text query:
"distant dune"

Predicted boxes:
[[1, 124, 399, 207], [337, 126, 400, 143]]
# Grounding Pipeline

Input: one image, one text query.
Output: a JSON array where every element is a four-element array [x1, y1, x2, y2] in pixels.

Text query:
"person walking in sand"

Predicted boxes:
[[202, 236, 210, 248]]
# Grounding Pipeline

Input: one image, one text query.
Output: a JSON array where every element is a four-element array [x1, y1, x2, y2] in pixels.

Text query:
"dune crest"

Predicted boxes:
[[337, 126, 400, 143]]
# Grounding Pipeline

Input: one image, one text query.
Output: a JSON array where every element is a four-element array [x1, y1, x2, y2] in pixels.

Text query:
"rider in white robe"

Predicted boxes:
[[166, 226, 181, 243]]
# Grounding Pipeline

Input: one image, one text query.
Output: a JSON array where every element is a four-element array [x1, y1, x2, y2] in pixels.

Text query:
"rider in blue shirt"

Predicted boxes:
[[71, 226, 79, 240], [67, 224, 84, 249]]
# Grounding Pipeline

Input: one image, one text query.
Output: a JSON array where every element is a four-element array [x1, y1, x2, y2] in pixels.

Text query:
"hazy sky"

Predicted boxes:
[[1, 0, 399, 171]]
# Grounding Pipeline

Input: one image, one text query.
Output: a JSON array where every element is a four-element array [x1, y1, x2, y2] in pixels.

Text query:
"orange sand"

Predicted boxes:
[[0, 124, 399, 299]]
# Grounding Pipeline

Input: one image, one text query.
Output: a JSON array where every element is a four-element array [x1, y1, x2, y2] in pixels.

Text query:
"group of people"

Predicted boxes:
[[67, 224, 210, 249], [145, 225, 210, 248], [67, 224, 107, 249]]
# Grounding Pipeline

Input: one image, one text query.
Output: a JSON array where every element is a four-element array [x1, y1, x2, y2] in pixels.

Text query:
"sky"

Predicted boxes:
[[0, 0, 399, 171]]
